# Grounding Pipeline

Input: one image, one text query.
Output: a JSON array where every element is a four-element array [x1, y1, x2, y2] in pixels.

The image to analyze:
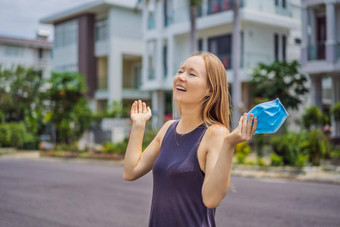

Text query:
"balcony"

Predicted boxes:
[[307, 44, 326, 61], [207, 0, 233, 15]]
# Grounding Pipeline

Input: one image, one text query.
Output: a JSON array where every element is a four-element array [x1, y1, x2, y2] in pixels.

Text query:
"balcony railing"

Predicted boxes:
[[208, 0, 233, 15], [307, 44, 326, 61]]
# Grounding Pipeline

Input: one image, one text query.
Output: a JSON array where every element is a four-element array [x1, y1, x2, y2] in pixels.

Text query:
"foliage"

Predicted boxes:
[[235, 142, 251, 164], [331, 102, 340, 122], [0, 122, 38, 149], [270, 132, 308, 166], [45, 72, 93, 144], [270, 153, 283, 166], [331, 150, 340, 159], [253, 134, 266, 158], [302, 106, 323, 130], [249, 60, 308, 110], [304, 129, 331, 166], [102, 138, 128, 155], [257, 157, 266, 167], [0, 65, 44, 122]]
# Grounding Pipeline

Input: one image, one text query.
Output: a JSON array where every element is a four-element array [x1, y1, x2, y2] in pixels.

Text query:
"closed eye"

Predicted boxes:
[[190, 73, 196, 77]]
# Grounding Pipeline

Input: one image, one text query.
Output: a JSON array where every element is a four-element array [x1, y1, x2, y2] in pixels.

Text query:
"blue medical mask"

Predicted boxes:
[[247, 98, 288, 134]]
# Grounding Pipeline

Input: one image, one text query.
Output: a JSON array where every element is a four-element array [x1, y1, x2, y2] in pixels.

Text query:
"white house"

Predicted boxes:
[[40, 0, 151, 114], [139, 0, 302, 128], [300, 0, 340, 137], [0, 32, 52, 80]]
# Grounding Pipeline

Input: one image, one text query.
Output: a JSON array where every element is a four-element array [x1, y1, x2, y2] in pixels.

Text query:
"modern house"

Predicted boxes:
[[40, 0, 151, 114], [0, 32, 52, 79], [139, 0, 302, 128], [300, 0, 340, 137]]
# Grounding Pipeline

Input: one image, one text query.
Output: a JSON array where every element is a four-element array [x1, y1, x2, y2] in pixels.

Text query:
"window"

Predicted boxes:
[[208, 34, 232, 69], [282, 35, 286, 61], [38, 48, 44, 59], [198, 39, 203, 51], [163, 44, 168, 77], [147, 40, 156, 80], [275, 0, 279, 6], [274, 33, 279, 61], [282, 0, 286, 8], [95, 18, 108, 41], [134, 65, 142, 89], [5, 45, 24, 57], [54, 20, 78, 48]]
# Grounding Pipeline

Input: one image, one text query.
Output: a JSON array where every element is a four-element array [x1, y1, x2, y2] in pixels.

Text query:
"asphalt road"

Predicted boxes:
[[0, 159, 339, 227]]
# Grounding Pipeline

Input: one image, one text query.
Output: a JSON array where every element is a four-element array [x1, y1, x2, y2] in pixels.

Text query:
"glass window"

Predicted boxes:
[[5, 45, 24, 57], [208, 34, 232, 69], [282, 35, 286, 61], [274, 33, 279, 61], [95, 18, 108, 41], [54, 20, 78, 48]]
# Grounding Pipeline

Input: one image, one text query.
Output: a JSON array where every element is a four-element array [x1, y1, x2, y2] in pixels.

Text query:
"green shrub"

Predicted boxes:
[[102, 139, 128, 155], [257, 157, 266, 167], [307, 129, 331, 166], [302, 106, 323, 130], [295, 154, 308, 167], [331, 102, 340, 122], [271, 153, 283, 166], [235, 142, 251, 164], [331, 150, 340, 159], [270, 132, 308, 166], [0, 122, 38, 149]]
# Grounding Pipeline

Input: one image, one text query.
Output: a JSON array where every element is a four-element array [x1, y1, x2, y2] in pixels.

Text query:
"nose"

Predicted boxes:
[[177, 72, 186, 82]]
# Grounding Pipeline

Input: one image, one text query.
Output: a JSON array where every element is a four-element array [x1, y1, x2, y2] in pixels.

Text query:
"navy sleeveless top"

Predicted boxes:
[[149, 120, 216, 227]]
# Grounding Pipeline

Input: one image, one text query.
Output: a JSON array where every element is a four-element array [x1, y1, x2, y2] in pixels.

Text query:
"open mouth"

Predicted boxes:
[[176, 86, 187, 92]]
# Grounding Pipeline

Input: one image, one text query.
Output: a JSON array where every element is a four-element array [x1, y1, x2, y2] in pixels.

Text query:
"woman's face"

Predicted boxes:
[[173, 56, 210, 105]]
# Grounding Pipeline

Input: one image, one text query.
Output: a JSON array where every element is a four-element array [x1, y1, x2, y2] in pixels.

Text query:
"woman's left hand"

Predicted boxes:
[[226, 113, 257, 147]]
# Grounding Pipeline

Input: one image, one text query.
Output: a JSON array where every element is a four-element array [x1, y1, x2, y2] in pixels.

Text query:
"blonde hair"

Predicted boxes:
[[191, 52, 230, 130]]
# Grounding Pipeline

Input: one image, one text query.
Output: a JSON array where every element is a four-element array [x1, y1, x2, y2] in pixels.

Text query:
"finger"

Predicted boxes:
[[142, 102, 146, 113], [247, 114, 254, 135], [251, 117, 258, 135], [242, 113, 247, 134], [131, 101, 136, 113], [238, 116, 244, 134], [147, 106, 152, 115], [138, 100, 142, 113]]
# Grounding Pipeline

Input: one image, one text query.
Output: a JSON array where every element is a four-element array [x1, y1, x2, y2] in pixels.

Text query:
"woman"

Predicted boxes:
[[123, 52, 257, 227]]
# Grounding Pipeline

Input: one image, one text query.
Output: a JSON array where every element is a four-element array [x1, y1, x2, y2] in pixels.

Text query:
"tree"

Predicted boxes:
[[45, 72, 93, 144], [189, 0, 202, 53], [0, 65, 44, 123], [249, 60, 308, 110]]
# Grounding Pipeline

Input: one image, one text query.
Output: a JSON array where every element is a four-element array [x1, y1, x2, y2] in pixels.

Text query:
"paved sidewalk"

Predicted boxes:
[[1, 151, 339, 185]]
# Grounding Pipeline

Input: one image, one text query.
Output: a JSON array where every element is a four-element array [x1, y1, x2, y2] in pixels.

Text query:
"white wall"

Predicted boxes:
[[109, 7, 142, 39]]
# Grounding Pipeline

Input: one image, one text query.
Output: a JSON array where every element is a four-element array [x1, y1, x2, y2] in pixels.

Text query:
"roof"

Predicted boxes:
[[0, 35, 52, 49], [40, 0, 138, 24]]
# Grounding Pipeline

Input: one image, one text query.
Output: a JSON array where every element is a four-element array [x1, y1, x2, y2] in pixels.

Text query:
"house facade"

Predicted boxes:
[[140, 0, 302, 128], [300, 0, 340, 137], [40, 0, 151, 114], [0, 33, 52, 80]]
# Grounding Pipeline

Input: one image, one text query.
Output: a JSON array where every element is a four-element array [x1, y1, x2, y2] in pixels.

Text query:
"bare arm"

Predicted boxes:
[[123, 100, 173, 181], [201, 113, 257, 208]]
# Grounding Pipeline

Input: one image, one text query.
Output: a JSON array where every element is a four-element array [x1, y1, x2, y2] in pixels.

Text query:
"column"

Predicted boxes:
[[301, 6, 309, 64], [331, 76, 340, 137], [310, 75, 323, 110], [326, 1, 336, 62]]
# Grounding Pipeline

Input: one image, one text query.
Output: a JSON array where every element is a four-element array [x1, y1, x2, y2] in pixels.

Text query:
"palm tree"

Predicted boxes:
[[189, 0, 202, 53]]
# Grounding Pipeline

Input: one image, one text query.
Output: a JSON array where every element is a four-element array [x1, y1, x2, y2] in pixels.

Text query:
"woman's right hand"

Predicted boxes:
[[130, 100, 152, 125]]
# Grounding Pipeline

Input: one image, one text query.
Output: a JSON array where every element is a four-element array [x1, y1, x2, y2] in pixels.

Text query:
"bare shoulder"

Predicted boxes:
[[155, 120, 176, 142], [205, 124, 230, 140]]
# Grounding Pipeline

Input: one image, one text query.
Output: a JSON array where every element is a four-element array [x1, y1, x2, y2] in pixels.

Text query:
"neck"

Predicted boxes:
[[177, 103, 203, 133]]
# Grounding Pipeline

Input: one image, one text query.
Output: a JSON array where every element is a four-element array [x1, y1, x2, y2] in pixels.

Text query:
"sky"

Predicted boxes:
[[0, 0, 95, 40]]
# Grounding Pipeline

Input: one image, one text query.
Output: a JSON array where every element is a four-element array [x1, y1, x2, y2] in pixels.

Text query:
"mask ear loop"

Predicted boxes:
[[230, 181, 238, 192]]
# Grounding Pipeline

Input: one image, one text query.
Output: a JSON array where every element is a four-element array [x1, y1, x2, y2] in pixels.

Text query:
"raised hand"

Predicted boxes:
[[130, 100, 152, 125], [226, 113, 257, 147]]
